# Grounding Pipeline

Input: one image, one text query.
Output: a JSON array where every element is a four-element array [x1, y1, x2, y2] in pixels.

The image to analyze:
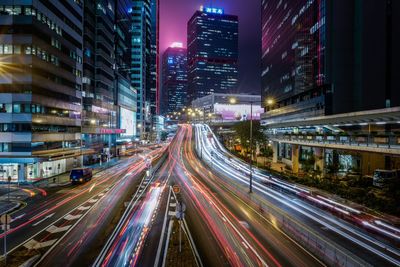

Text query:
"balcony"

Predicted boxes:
[[32, 114, 81, 127], [262, 95, 325, 124], [32, 133, 81, 142], [0, 132, 32, 142]]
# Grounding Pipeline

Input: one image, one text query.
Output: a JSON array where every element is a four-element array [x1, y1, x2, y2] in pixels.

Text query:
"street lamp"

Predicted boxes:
[[228, 96, 275, 193], [266, 98, 274, 106]]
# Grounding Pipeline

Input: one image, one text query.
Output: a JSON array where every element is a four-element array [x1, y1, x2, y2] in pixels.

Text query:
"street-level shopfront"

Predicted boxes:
[[0, 156, 81, 182]]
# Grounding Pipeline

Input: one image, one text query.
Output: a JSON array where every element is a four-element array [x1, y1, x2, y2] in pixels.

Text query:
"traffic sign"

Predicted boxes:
[[176, 202, 186, 213], [172, 185, 180, 194], [175, 211, 185, 220], [1, 224, 10, 231], [0, 214, 11, 224]]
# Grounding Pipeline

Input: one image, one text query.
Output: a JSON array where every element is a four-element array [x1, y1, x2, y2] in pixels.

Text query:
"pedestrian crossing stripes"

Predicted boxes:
[[14, 189, 109, 262], [167, 190, 177, 218]]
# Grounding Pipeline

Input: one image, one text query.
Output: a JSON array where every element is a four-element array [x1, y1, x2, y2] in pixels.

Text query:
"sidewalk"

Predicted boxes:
[[0, 201, 20, 215], [36, 157, 123, 188], [0, 157, 125, 215]]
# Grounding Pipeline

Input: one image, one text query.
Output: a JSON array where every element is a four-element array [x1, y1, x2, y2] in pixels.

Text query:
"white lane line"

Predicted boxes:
[[32, 213, 55, 227], [24, 239, 57, 250], [46, 225, 72, 234], [64, 214, 82, 221]]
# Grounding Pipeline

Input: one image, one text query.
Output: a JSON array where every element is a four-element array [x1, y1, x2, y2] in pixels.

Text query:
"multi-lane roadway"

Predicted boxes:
[[2, 123, 399, 267], [194, 123, 400, 267]]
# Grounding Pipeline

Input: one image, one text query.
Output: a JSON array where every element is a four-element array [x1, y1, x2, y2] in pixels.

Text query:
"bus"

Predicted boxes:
[[70, 168, 93, 184]]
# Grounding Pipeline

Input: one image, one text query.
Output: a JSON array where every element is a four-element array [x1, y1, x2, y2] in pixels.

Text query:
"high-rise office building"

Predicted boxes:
[[261, 0, 400, 122], [0, 2, 84, 182], [187, 6, 238, 102], [129, 0, 159, 139], [162, 44, 188, 114], [115, 0, 137, 140], [150, 0, 158, 116], [82, 0, 124, 164], [130, 0, 151, 138]]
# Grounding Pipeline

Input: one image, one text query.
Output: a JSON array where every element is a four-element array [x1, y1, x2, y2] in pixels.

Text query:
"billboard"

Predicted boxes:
[[120, 107, 136, 136], [213, 104, 263, 121]]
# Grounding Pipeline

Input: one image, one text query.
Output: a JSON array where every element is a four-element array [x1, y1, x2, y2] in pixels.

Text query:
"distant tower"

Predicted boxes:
[[187, 6, 239, 102], [162, 44, 188, 114]]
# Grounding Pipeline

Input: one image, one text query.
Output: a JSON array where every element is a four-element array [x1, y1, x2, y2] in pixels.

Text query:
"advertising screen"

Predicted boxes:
[[213, 104, 263, 121], [120, 108, 136, 136]]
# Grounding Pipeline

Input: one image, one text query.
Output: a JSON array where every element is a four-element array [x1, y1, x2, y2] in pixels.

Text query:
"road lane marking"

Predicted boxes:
[[46, 225, 72, 234], [64, 214, 82, 221], [11, 213, 25, 222], [24, 239, 57, 250], [32, 213, 55, 227]]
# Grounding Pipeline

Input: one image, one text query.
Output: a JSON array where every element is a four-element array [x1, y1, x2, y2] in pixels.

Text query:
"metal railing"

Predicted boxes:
[[271, 134, 400, 150]]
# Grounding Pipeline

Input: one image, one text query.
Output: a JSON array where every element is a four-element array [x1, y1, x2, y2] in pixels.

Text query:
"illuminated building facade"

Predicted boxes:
[[261, 0, 400, 124], [116, 0, 137, 140], [161, 44, 188, 114], [0, 1, 84, 182], [82, 0, 128, 164], [187, 6, 238, 102], [130, 0, 158, 139]]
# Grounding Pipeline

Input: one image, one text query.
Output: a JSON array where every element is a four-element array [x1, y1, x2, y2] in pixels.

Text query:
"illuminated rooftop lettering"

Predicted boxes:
[[200, 6, 224, 15]]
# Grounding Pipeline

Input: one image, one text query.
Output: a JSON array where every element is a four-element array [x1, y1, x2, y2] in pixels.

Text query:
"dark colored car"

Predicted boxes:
[[70, 168, 93, 184]]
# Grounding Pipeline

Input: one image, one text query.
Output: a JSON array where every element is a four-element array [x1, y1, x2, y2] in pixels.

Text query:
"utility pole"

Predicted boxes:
[[249, 102, 253, 193]]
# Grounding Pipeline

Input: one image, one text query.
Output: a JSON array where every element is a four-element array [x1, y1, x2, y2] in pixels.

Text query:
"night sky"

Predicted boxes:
[[160, 0, 261, 95]]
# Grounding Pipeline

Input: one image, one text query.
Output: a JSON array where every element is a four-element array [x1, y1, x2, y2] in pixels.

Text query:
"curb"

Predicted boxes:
[[0, 202, 22, 216]]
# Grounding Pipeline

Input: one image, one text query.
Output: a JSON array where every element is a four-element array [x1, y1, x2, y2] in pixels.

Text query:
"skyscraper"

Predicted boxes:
[[115, 0, 137, 140], [261, 0, 400, 122], [187, 6, 238, 102], [82, 0, 123, 164], [162, 44, 188, 114], [130, 0, 158, 139], [0, 2, 84, 182]]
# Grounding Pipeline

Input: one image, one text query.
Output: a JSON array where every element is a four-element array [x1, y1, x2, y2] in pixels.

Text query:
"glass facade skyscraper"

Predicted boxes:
[[187, 7, 238, 102], [0, 1, 84, 182], [162, 46, 188, 114], [116, 0, 137, 140], [261, 0, 400, 123], [82, 0, 125, 164], [130, 0, 158, 139]]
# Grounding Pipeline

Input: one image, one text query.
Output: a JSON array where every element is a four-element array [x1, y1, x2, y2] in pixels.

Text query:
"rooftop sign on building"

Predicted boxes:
[[200, 6, 224, 15]]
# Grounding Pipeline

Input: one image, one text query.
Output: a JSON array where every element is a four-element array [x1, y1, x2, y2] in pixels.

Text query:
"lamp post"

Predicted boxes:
[[229, 97, 274, 194]]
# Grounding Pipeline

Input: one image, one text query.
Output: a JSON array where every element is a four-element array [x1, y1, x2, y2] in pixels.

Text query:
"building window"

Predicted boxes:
[[3, 44, 12, 54]]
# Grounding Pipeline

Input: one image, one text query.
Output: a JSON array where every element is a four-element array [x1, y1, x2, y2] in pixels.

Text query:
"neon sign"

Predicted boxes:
[[200, 6, 224, 15]]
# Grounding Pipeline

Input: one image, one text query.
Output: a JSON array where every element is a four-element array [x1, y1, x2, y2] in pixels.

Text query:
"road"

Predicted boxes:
[[92, 128, 186, 267], [1, 145, 166, 267], [158, 124, 324, 267], [195, 123, 400, 267]]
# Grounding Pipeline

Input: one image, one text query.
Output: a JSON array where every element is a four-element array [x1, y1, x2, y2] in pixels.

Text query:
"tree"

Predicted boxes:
[[300, 150, 316, 173], [232, 120, 266, 154], [160, 131, 168, 141]]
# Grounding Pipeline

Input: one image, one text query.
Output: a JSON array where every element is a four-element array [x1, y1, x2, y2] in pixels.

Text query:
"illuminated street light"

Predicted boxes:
[[266, 98, 274, 105], [229, 97, 237, 104]]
